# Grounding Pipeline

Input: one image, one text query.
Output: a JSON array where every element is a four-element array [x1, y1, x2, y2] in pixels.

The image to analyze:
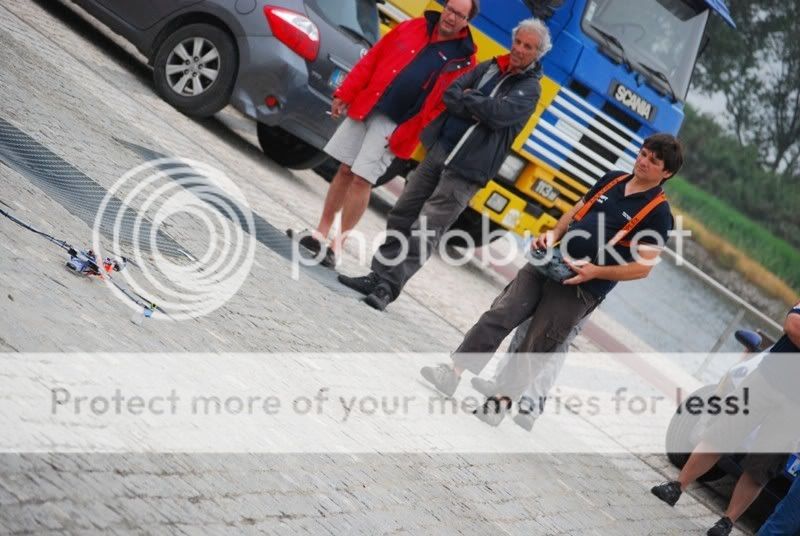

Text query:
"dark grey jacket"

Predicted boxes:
[[420, 57, 542, 185]]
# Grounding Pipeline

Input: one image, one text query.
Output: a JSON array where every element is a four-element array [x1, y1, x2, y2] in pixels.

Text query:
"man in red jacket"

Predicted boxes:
[[290, 1, 478, 267]]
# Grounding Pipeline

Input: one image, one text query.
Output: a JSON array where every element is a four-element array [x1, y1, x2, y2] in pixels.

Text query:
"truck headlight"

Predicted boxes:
[[497, 154, 526, 183], [486, 192, 509, 213]]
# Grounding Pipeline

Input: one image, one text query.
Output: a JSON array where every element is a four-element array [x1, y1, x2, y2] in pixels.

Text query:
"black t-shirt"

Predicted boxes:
[[375, 30, 470, 124], [759, 307, 800, 401], [563, 171, 674, 298]]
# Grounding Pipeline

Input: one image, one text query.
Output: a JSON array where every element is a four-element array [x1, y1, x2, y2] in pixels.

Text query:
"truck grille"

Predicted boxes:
[[522, 82, 643, 192]]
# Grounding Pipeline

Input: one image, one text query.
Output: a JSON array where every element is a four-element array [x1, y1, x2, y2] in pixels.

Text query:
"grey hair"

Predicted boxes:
[[512, 18, 553, 59]]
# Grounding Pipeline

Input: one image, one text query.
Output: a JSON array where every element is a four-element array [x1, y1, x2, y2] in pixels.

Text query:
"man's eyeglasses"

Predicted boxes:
[[443, 4, 469, 21]]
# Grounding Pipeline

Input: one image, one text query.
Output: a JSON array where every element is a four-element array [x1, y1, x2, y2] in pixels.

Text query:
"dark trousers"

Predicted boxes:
[[371, 143, 480, 298], [453, 264, 600, 399]]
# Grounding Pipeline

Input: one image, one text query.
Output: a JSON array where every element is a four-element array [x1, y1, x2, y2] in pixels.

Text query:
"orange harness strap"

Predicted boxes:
[[573, 173, 630, 222], [573, 173, 668, 248], [612, 191, 667, 247]]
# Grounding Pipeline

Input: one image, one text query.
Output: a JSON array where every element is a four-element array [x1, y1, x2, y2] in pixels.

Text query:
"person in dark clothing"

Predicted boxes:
[[652, 303, 800, 536], [758, 472, 800, 535], [420, 133, 683, 420], [337, 17, 552, 310]]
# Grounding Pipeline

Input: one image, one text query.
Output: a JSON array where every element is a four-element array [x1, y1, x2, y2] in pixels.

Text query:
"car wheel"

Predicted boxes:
[[665, 384, 727, 482], [152, 23, 237, 118], [257, 123, 329, 169]]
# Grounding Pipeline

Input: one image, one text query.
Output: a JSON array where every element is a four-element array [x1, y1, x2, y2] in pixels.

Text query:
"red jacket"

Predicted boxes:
[[334, 11, 477, 159]]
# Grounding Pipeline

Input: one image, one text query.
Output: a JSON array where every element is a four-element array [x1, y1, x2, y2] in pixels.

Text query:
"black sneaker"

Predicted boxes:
[[650, 481, 682, 507], [512, 412, 537, 431], [420, 363, 461, 397], [364, 284, 392, 311], [286, 229, 322, 255], [473, 396, 512, 427], [707, 517, 733, 536], [470, 377, 497, 397], [338, 272, 380, 295], [320, 246, 337, 269]]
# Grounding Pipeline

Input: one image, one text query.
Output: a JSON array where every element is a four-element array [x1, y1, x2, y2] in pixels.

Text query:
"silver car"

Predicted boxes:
[[70, 0, 379, 168]]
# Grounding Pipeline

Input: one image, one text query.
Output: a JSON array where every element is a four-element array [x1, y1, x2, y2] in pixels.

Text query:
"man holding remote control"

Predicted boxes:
[[421, 133, 683, 422]]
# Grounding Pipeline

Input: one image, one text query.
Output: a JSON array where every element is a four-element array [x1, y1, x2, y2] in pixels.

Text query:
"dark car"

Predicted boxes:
[[70, 0, 379, 168], [666, 330, 799, 520]]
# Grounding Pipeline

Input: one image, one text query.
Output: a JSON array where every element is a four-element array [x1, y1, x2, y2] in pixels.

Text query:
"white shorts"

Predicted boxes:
[[324, 112, 397, 185]]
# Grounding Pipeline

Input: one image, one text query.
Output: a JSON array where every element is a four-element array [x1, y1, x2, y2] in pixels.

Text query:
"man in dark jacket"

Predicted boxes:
[[338, 17, 552, 311], [291, 1, 478, 268]]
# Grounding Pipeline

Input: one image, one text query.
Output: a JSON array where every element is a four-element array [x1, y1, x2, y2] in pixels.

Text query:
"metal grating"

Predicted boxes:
[[0, 115, 349, 293], [114, 139, 348, 292], [0, 117, 189, 259]]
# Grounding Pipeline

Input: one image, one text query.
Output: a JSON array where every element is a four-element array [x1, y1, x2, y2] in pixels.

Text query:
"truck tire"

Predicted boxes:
[[314, 157, 415, 184], [447, 209, 505, 249], [152, 23, 237, 118], [257, 123, 329, 169]]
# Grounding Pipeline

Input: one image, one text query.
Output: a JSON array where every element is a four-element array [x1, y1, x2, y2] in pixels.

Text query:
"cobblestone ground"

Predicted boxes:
[[0, 1, 757, 534]]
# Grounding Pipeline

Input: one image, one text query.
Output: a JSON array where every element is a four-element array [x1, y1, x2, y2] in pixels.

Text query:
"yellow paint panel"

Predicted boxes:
[[517, 211, 559, 237], [380, 0, 429, 33], [547, 167, 591, 197], [469, 181, 559, 236], [399, 0, 431, 17], [468, 29, 508, 60], [513, 157, 589, 205]]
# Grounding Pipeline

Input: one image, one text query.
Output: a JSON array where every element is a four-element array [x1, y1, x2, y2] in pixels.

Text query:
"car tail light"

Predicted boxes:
[[264, 6, 320, 61], [265, 95, 279, 109]]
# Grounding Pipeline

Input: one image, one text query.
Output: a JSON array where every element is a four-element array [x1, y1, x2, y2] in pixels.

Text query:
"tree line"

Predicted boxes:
[[679, 0, 799, 249], [679, 106, 799, 250]]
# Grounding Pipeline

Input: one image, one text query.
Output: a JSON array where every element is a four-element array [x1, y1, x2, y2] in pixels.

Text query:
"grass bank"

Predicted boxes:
[[664, 177, 800, 305]]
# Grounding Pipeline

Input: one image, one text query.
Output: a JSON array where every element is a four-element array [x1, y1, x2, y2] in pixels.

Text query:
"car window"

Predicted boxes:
[[305, 0, 380, 45]]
